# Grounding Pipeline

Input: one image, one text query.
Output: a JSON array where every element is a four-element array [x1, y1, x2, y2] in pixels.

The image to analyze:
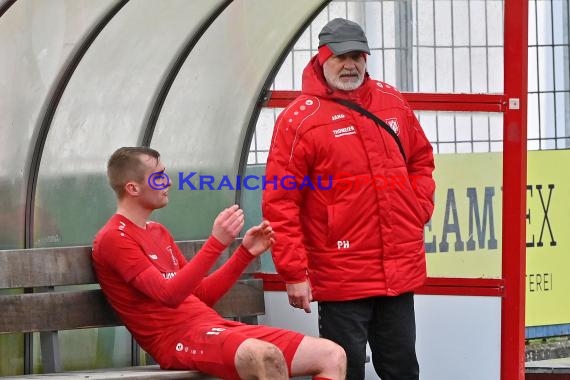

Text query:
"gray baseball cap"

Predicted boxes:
[[318, 18, 370, 56]]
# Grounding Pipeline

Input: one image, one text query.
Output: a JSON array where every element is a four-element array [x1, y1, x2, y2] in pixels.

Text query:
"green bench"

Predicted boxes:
[[0, 240, 264, 379]]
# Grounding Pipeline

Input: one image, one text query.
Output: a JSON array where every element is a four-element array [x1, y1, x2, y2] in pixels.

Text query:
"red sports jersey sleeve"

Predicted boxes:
[[130, 236, 228, 308], [193, 245, 255, 306]]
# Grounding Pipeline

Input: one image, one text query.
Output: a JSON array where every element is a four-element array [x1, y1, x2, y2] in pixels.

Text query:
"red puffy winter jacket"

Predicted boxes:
[[262, 56, 435, 301]]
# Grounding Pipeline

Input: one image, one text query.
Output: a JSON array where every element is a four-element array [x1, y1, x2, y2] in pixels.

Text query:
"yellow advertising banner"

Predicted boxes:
[[427, 150, 569, 326], [526, 150, 569, 326]]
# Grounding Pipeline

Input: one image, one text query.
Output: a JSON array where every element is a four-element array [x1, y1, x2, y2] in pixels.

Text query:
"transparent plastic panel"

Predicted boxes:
[[0, 1, 114, 375], [416, 111, 503, 279], [151, 0, 326, 239], [30, 1, 226, 374], [34, 0, 225, 247], [0, 0, 114, 251]]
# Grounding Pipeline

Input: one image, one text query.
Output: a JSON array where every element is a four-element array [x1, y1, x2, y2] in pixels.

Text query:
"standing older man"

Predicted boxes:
[[263, 18, 435, 380]]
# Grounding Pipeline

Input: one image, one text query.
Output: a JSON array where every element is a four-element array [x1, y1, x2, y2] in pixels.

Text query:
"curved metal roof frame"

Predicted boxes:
[[235, 0, 329, 205], [25, 0, 128, 247], [149, 0, 329, 238], [0, 0, 329, 248]]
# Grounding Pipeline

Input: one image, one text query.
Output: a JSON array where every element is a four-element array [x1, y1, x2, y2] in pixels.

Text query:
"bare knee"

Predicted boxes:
[[256, 344, 285, 373], [322, 339, 347, 374], [310, 338, 347, 379], [235, 339, 288, 380], [291, 337, 346, 379]]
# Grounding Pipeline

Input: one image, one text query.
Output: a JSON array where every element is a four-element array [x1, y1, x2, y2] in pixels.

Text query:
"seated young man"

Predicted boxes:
[[92, 146, 346, 380]]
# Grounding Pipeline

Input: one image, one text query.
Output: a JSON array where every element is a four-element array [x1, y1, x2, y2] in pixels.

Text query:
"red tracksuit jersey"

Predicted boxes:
[[92, 214, 252, 366]]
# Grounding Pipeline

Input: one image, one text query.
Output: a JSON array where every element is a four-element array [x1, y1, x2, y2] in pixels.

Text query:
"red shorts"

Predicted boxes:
[[159, 320, 304, 380]]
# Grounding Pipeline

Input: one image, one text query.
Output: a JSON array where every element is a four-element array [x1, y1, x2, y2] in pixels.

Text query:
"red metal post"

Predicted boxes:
[[501, 0, 528, 379]]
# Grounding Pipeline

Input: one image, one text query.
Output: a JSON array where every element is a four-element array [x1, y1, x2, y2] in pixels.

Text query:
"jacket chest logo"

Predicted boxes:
[[331, 113, 346, 121], [332, 125, 356, 138], [386, 118, 400, 135]]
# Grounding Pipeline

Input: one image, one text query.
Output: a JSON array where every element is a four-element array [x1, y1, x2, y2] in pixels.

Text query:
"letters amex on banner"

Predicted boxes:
[[148, 171, 421, 191], [424, 151, 568, 328]]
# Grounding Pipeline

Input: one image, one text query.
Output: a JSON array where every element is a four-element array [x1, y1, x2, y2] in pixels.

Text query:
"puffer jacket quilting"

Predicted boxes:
[[262, 55, 435, 301]]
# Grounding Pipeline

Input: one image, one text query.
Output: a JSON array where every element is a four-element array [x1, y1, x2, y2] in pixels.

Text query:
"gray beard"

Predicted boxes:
[[330, 75, 364, 91], [324, 69, 365, 91]]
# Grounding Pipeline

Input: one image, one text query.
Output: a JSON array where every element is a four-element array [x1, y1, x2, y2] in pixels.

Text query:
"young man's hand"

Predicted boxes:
[[211, 205, 244, 245], [242, 220, 275, 256]]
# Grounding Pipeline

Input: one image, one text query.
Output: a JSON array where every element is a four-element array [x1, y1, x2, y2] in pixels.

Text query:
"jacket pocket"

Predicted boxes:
[[410, 192, 429, 225]]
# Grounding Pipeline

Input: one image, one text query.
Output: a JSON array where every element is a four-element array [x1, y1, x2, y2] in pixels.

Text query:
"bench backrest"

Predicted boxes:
[[0, 240, 264, 373]]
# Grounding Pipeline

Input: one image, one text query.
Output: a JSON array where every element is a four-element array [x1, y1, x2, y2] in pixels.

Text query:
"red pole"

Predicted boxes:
[[501, 0, 528, 379]]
